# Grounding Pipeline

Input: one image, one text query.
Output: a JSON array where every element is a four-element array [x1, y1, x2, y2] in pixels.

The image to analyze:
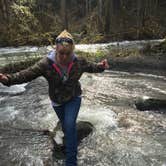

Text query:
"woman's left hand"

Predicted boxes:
[[97, 59, 110, 69]]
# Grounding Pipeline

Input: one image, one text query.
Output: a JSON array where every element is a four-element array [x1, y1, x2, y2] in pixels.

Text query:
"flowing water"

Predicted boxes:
[[0, 39, 164, 67], [0, 40, 166, 166]]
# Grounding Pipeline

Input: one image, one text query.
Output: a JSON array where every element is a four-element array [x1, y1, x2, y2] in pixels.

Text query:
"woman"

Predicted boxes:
[[0, 30, 109, 166]]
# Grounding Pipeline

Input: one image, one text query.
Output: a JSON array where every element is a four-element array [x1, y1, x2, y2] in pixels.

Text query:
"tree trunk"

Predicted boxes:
[[89, 0, 91, 13], [98, 0, 102, 19], [113, 0, 120, 14], [97, 0, 103, 32], [136, 0, 143, 39], [104, 0, 113, 34], [86, 0, 89, 16], [61, 0, 68, 30], [0, 0, 8, 20]]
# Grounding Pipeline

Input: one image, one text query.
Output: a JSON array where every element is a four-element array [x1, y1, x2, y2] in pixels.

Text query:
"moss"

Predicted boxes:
[[80, 33, 106, 44], [75, 50, 107, 62], [141, 38, 166, 55], [160, 38, 166, 50], [75, 45, 143, 63]]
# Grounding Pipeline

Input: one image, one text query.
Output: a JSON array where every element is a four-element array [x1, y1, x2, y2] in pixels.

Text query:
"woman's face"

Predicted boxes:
[[56, 44, 74, 65]]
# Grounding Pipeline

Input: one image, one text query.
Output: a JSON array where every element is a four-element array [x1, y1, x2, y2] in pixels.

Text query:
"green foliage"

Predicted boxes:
[[10, 3, 39, 35], [80, 34, 105, 44], [15, 0, 36, 8], [0, 0, 166, 46]]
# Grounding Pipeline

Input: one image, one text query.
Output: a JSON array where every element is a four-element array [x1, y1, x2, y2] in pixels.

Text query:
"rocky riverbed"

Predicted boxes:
[[0, 70, 166, 166], [0, 40, 166, 166]]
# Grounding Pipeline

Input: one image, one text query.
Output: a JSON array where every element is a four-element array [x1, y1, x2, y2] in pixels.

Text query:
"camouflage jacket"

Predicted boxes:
[[2, 50, 105, 104]]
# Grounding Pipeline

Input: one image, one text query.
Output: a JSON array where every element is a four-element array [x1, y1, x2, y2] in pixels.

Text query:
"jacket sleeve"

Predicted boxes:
[[2, 57, 48, 86], [81, 57, 105, 73], [0, 57, 42, 74]]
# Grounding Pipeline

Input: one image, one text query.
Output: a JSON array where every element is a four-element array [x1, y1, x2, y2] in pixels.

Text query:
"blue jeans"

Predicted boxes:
[[53, 96, 82, 166]]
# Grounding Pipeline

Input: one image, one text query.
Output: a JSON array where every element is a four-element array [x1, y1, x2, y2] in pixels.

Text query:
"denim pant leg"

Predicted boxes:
[[53, 105, 65, 133], [64, 96, 81, 166]]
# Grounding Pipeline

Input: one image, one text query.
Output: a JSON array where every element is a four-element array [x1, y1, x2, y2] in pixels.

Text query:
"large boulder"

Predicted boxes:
[[135, 98, 166, 114]]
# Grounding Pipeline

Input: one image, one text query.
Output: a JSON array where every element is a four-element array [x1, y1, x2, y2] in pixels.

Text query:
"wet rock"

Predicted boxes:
[[0, 127, 54, 166], [135, 98, 166, 113], [0, 120, 94, 164], [52, 121, 94, 159]]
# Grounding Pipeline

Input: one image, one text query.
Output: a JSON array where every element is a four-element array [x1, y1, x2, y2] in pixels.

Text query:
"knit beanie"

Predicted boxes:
[[55, 30, 75, 49]]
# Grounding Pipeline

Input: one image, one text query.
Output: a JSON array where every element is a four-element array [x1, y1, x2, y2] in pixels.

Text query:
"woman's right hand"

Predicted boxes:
[[0, 73, 8, 83]]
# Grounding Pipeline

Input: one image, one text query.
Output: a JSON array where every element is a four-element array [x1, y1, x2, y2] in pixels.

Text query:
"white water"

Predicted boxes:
[[0, 70, 166, 166], [0, 46, 39, 56], [0, 83, 28, 95], [0, 39, 164, 55]]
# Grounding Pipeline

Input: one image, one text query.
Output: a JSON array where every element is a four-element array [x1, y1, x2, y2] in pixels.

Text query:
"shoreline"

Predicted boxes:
[[107, 54, 166, 76], [0, 39, 165, 76], [0, 38, 164, 49]]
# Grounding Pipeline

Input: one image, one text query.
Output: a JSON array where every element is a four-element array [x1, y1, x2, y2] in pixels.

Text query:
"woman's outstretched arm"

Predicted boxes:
[[81, 57, 109, 73], [0, 57, 48, 86], [0, 57, 42, 74]]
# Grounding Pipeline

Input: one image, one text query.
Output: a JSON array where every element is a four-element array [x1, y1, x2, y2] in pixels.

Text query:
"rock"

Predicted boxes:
[[0, 119, 93, 164], [0, 127, 54, 166], [135, 98, 166, 114]]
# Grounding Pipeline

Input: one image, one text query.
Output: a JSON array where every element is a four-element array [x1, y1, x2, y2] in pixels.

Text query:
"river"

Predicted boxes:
[[0, 40, 166, 166]]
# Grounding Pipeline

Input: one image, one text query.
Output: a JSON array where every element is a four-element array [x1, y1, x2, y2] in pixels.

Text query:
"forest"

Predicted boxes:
[[0, 0, 166, 46], [0, 1, 166, 166]]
